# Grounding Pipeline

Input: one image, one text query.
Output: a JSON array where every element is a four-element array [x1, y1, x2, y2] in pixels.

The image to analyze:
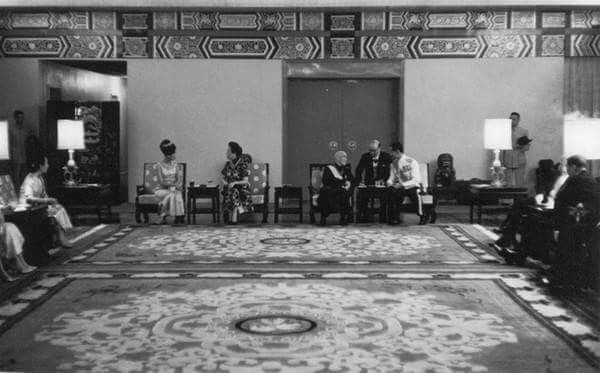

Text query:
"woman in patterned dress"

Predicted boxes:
[[0, 210, 36, 282], [221, 141, 252, 224], [19, 155, 73, 248], [154, 139, 185, 224]]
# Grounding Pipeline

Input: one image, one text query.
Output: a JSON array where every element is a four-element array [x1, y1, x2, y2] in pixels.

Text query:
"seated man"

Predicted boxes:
[[386, 142, 424, 225], [354, 140, 392, 222], [317, 151, 354, 226]]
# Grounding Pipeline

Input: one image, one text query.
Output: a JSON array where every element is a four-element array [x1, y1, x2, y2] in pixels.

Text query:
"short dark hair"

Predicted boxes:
[[228, 141, 243, 158], [159, 139, 176, 156], [510, 112, 520, 118], [391, 142, 403, 153], [28, 153, 47, 173], [567, 155, 587, 169], [13, 110, 24, 117]]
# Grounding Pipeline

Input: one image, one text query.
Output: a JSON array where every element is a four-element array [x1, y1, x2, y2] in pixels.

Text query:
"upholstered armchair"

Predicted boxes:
[[247, 162, 269, 223], [135, 162, 186, 224]]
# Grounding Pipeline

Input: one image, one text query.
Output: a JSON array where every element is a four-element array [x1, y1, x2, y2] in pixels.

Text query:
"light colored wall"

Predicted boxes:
[[127, 59, 282, 202], [404, 58, 564, 192], [0, 59, 42, 135]]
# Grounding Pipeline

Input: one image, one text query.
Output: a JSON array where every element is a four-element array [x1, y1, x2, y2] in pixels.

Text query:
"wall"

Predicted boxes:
[[127, 59, 282, 202], [0, 59, 42, 135], [404, 58, 564, 192]]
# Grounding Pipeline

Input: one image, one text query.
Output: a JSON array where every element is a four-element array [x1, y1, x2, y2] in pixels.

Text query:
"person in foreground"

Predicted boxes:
[[19, 155, 73, 249], [318, 151, 354, 226], [0, 210, 36, 282], [386, 142, 425, 225], [221, 141, 252, 224], [154, 139, 185, 224]]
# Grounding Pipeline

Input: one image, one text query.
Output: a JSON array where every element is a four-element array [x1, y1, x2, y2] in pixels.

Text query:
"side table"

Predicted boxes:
[[49, 184, 112, 222], [356, 186, 389, 223], [187, 185, 220, 224], [274, 186, 303, 223], [469, 185, 528, 224]]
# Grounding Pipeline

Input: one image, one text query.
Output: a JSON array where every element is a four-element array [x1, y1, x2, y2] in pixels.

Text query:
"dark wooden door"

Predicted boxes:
[[285, 79, 398, 194]]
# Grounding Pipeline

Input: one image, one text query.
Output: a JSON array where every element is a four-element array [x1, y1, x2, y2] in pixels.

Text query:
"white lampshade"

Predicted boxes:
[[564, 118, 600, 160], [57, 119, 85, 150], [0, 120, 9, 160], [484, 119, 512, 150]]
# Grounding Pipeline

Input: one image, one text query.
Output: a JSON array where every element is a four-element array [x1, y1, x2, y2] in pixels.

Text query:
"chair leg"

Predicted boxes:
[[143, 213, 149, 224], [262, 210, 268, 224], [135, 209, 141, 223], [310, 210, 315, 224]]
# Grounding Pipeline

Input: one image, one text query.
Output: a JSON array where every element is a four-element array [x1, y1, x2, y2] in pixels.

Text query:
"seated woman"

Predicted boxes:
[[0, 211, 36, 282], [154, 139, 185, 224], [20, 155, 73, 249], [318, 151, 354, 226], [221, 141, 252, 224]]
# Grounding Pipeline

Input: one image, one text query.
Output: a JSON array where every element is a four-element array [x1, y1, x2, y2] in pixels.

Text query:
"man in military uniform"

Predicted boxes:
[[386, 142, 424, 224], [502, 112, 530, 187]]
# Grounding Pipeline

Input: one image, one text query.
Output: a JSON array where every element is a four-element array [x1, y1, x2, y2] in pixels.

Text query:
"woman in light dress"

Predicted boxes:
[[0, 210, 36, 282], [19, 155, 73, 248], [154, 139, 185, 224]]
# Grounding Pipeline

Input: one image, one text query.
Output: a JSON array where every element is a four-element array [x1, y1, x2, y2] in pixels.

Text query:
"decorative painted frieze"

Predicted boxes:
[[10, 13, 50, 28], [427, 13, 468, 29], [121, 13, 149, 30], [272, 36, 322, 59], [206, 38, 274, 58], [1, 36, 65, 56], [483, 35, 534, 58], [300, 12, 324, 31], [571, 10, 600, 28], [63, 35, 115, 58], [153, 12, 177, 30], [415, 37, 482, 57], [330, 14, 356, 31], [362, 36, 412, 58], [362, 12, 385, 31], [154, 36, 205, 58]]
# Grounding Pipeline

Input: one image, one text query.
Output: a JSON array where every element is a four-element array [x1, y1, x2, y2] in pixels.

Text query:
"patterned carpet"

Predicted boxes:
[[67, 224, 500, 265], [0, 223, 598, 372]]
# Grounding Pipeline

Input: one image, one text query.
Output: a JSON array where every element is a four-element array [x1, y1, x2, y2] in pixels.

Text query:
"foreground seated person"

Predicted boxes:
[[20, 155, 73, 248], [386, 142, 425, 225], [221, 141, 253, 224], [496, 156, 598, 271], [154, 139, 185, 224], [0, 210, 36, 282], [354, 139, 392, 222], [318, 151, 354, 226]]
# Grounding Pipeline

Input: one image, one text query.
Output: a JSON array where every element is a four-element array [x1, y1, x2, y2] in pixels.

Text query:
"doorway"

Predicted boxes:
[[283, 62, 402, 193]]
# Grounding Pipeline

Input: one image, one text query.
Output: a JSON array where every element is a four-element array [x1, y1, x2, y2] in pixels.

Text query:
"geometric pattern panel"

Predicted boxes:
[[542, 12, 566, 28], [571, 10, 600, 28], [414, 37, 484, 58], [122, 36, 149, 58], [0, 35, 114, 58], [330, 37, 355, 58], [362, 12, 385, 31], [511, 11, 536, 29], [1, 36, 66, 56], [272, 36, 322, 59], [121, 13, 149, 30], [571, 34, 600, 57], [482, 34, 535, 58], [541, 35, 565, 57], [205, 37, 275, 58], [362, 36, 412, 58], [300, 12, 324, 31], [154, 36, 206, 58], [91, 12, 116, 30], [153, 12, 178, 30], [180, 12, 297, 31], [63, 35, 116, 58]]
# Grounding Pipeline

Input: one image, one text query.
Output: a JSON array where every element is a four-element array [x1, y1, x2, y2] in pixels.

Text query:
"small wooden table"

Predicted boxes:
[[356, 186, 389, 223], [187, 185, 220, 224], [274, 186, 303, 223], [3, 205, 53, 266], [469, 185, 528, 224], [49, 184, 112, 222]]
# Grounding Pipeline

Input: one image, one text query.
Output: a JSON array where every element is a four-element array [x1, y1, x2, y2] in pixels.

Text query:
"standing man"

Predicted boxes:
[[355, 139, 392, 222], [502, 112, 531, 187], [10, 110, 27, 185], [387, 142, 425, 225]]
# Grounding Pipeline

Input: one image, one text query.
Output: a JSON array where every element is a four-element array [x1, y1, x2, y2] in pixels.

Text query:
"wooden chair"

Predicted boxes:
[[308, 163, 354, 224], [247, 162, 270, 223], [135, 163, 186, 224]]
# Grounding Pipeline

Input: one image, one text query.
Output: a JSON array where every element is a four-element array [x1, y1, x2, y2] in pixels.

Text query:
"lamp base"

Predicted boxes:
[[62, 164, 79, 186]]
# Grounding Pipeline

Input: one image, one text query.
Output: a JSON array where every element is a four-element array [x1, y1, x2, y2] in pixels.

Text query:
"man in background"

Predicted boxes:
[[9, 110, 27, 185], [502, 112, 530, 187]]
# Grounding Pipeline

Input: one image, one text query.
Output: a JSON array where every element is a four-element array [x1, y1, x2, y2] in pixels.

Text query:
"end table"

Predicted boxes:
[[187, 185, 220, 224]]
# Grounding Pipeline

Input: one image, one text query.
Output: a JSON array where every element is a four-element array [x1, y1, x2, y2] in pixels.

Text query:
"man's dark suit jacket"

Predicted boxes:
[[354, 151, 392, 186], [555, 170, 599, 224]]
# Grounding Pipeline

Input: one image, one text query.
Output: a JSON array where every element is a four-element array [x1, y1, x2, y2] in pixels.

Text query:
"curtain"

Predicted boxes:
[[564, 57, 600, 176]]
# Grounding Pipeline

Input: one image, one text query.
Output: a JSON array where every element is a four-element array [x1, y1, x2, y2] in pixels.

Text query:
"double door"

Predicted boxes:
[[285, 78, 399, 191]]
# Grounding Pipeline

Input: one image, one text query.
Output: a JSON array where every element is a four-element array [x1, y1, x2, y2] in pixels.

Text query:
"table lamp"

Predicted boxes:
[[0, 120, 9, 160], [484, 119, 512, 187], [57, 119, 85, 186]]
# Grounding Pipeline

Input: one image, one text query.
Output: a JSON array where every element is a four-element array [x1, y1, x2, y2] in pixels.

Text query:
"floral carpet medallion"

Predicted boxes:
[[33, 281, 520, 372], [78, 225, 496, 264]]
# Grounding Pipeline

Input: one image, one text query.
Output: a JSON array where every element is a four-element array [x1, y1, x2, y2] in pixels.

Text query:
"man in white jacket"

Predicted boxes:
[[387, 142, 424, 224]]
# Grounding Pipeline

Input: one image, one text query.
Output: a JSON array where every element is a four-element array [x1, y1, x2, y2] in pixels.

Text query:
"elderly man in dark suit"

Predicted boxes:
[[354, 140, 392, 222]]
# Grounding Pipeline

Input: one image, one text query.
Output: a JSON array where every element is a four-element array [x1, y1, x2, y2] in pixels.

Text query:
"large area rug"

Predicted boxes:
[[67, 224, 501, 265], [0, 273, 597, 372]]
